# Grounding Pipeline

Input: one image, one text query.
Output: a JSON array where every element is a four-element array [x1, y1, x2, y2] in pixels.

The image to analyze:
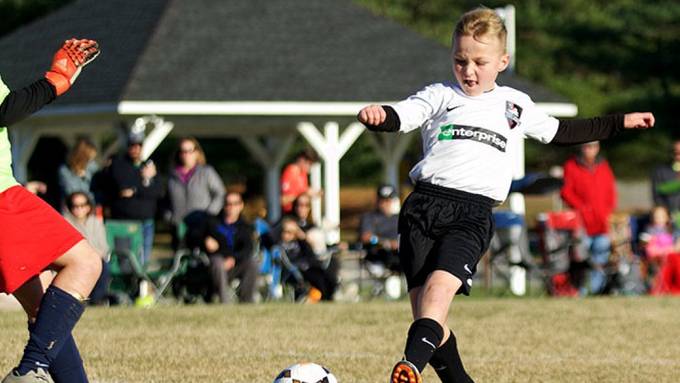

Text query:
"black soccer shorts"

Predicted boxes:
[[398, 182, 495, 295]]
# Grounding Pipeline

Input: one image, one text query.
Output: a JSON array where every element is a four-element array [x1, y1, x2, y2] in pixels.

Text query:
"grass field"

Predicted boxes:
[[1, 297, 680, 383]]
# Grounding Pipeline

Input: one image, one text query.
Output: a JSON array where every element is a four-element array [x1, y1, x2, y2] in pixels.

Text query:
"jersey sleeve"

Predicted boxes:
[[518, 95, 559, 144], [391, 84, 448, 134]]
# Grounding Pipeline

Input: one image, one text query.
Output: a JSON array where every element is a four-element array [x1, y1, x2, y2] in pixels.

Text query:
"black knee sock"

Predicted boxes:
[[428, 330, 473, 383], [27, 321, 88, 383], [17, 285, 84, 374], [403, 318, 444, 373]]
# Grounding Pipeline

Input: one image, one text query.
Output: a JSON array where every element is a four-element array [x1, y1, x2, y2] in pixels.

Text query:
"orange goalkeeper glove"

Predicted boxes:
[[45, 38, 100, 96]]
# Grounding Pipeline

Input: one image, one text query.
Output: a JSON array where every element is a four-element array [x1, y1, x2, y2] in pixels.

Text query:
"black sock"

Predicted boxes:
[[403, 318, 444, 372], [16, 285, 85, 375], [429, 330, 474, 383], [27, 321, 88, 383]]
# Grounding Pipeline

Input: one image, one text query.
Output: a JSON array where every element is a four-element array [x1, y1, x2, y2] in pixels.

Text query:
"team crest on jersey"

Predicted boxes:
[[505, 101, 523, 129]]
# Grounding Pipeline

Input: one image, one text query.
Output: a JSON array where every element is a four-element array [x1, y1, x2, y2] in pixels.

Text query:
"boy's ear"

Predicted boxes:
[[498, 53, 510, 72]]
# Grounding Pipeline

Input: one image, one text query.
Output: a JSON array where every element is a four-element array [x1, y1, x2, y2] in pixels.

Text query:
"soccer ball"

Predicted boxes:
[[273, 363, 338, 383]]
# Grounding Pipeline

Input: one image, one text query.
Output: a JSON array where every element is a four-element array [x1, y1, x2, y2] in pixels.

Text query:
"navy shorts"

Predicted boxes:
[[398, 182, 495, 295]]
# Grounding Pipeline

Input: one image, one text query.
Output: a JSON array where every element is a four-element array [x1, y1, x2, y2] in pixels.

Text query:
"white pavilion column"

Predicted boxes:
[[507, 138, 527, 296], [10, 126, 40, 184], [366, 132, 414, 193], [297, 121, 364, 243], [310, 162, 322, 225], [240, 134, 296, 222]]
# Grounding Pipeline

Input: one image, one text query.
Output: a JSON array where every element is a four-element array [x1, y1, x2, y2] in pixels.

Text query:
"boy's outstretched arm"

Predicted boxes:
[[551, 112, 655, 146], [0, 38, 99, 127], [357, 104, 401, 132]]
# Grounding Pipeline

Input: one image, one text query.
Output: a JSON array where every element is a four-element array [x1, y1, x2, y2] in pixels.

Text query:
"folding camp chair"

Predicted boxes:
[[535, 211, 588, 296], [486, 210, 533, 295], [105, 219, 191, 304], [105, 220, 148, 301]]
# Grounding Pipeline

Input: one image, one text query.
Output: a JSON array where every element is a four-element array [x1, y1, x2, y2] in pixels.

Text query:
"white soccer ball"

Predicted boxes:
[[273, 362, 338, 383]]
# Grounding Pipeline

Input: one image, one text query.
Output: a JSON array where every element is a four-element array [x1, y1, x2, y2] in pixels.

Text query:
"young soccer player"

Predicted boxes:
[[357, 8, 654, 383], [1, 39, 101, 383]]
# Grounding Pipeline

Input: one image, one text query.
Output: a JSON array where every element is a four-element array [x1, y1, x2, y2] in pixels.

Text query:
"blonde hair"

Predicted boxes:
[[453, 7, 507, 52]]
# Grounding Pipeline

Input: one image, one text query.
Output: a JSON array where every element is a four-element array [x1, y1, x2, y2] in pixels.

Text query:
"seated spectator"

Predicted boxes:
[[640, 206, 680, 294], [640, 206, 676, 260], [63, 191, 110, 304], [358, 184, 401, 277], [287, 194, 331, 257], [200, 191, 257, 303], [278, 217, 337, 302]]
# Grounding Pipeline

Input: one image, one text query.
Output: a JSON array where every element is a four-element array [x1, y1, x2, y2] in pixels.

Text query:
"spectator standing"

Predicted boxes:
[[651, 138, 680, 220], [201, 191, 257, 303], [167, 137, 225, 250], [58, 137, 98, 207], [280, 149, 321, 215], [561, 141, 617, 295], [107, 130, 162, 265], [63, 192, 110, 305]]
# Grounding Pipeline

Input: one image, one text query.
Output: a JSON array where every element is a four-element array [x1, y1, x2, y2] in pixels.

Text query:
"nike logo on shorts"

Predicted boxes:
[[464, 264, 472, 274]]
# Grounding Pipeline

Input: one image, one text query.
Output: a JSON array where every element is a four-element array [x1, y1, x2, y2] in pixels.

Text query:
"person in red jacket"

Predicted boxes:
[[561, 141, 617, 295], [280, 149, 321, 215]]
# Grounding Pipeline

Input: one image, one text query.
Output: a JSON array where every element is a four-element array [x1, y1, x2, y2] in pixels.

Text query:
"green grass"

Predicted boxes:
[[2, 298, 680, 382]]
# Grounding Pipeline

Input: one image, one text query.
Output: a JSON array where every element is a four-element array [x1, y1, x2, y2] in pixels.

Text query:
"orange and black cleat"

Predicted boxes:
[[390, 359, 422, 383]]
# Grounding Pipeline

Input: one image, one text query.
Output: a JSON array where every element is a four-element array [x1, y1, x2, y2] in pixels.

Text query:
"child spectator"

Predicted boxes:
[[640, 206, 675, 261], [640, 206, 680, 294], [278, 217, 337, 302]]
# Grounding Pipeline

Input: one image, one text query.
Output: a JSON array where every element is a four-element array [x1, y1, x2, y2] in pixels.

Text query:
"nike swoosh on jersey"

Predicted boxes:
[[446, 105, 463, 112]]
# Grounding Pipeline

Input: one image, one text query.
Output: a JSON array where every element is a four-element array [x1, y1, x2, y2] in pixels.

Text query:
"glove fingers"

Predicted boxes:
[[77, 39, 100, 66], [62, 38, 100, 67]]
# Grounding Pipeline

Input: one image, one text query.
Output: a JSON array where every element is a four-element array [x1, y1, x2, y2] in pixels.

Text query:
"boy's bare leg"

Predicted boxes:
[[49, 240, 102, 300], [411, 270, 461, 334]]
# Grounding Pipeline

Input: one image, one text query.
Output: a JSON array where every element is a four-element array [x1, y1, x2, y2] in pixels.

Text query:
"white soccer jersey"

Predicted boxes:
[[391, 82, 559, 202]]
